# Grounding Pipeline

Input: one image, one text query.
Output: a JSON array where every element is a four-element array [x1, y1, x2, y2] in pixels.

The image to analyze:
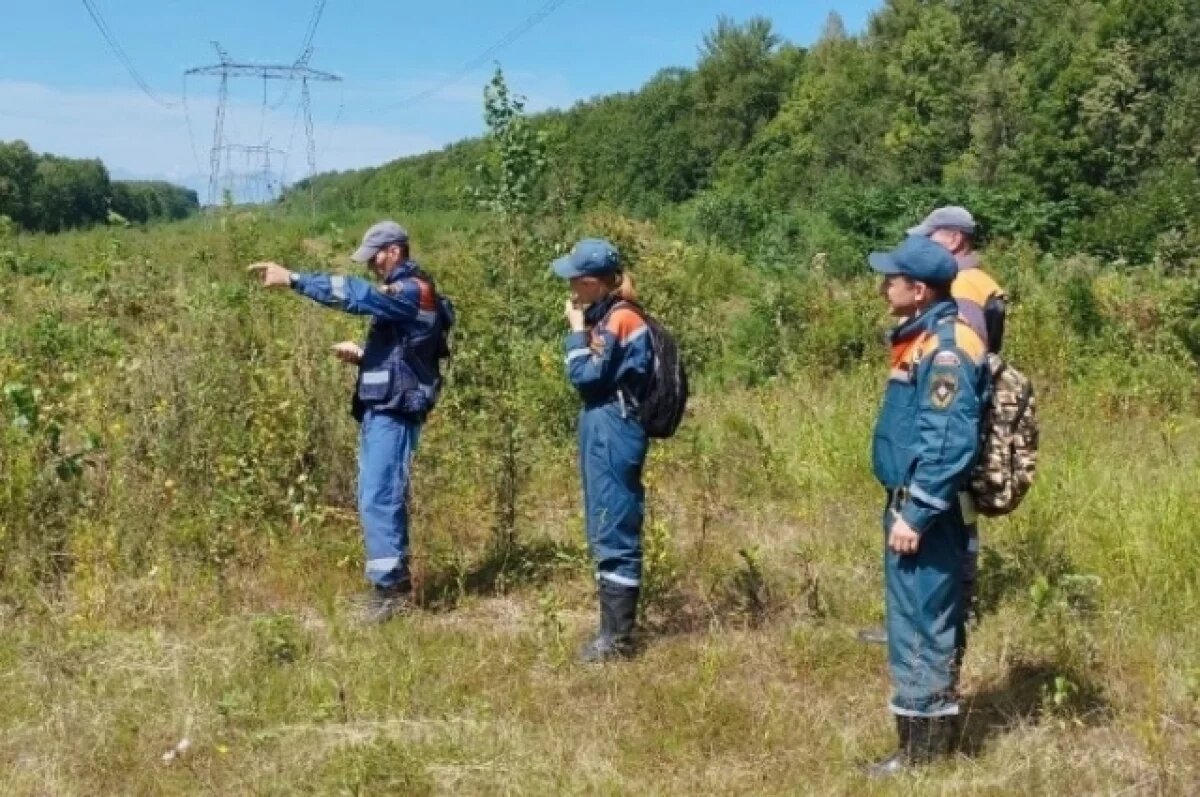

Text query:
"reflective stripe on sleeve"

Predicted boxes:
[[910, 485, 950, 511]]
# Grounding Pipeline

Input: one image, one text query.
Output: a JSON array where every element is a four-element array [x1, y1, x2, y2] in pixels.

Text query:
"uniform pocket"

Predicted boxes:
[[872, 380, 919, 484], [358, 369, 392, 404]]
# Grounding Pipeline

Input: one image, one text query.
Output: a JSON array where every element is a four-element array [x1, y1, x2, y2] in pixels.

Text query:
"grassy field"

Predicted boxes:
[[1, 214, 1198, 794]]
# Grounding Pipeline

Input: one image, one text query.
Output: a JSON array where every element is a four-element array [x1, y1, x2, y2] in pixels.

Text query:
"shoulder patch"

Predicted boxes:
[[934, 350, 961, 367], [929, 369, 959, 410]]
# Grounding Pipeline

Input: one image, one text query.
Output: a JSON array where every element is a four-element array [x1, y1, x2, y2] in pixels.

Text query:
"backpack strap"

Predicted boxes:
[[599, 298, 642, 326], [931, 315, 958, 362], [596, 298, 649, 412]]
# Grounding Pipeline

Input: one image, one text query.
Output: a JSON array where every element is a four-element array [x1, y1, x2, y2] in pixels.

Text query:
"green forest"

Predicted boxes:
[[0, 140, 198, 232], [292, 0, 1200, 273]]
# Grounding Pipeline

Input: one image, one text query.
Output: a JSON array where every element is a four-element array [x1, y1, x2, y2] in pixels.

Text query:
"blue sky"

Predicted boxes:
[[0, 1, 880, 194]]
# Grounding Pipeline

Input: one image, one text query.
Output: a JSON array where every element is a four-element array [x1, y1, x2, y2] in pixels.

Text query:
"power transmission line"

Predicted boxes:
[[80, 0, 179, 109], [269, 0, 329, 111], [180, 75, 206, 174], [186, 41, 341, 206], [373, 0, 571, 111], [298, 0, 328, 56]]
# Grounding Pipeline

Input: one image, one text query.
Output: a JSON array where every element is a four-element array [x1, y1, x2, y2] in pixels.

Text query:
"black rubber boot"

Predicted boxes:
[[865, 716, 915, 777], [909, 715, 958, 761], [357, 583, 413, 625], [579, 580, 639, 663], [864, 716, 957, 777], [856, 625, 888, 645]]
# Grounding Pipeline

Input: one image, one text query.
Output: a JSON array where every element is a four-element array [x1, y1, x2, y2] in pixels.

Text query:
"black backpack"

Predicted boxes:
[[610, 301, 688, 439]]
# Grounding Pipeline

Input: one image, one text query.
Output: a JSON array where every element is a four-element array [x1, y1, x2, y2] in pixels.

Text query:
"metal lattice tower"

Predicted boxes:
[[221, 142, 286, 203], [185, 41, 341, 206]]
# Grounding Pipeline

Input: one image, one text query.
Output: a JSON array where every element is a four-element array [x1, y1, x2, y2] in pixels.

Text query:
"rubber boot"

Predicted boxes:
[[579, 580, 638, 663], [864, 716, 957, 778], [908, 715, 958, 762], [865, 716, 915, 777], [357, 583, 413, 625]]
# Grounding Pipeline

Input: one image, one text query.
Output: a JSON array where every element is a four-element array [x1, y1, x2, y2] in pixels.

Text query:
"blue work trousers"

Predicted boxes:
[[884, 496, 968, 718], [358, 410, 422, 589], [579, 403, 648, 588]]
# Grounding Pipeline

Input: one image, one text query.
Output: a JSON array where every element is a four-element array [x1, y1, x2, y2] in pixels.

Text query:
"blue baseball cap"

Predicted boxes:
[[551, 238, 621, 279], [352, 220, 409, 263], [868, 235, 958, 285]]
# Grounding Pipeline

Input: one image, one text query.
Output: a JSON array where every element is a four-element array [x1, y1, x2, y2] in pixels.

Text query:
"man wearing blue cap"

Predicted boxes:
[[552, 238, 653, 662], [863, 236, 988, 776], [861, 206, 1006, 649], [248, 220, 452, 624]]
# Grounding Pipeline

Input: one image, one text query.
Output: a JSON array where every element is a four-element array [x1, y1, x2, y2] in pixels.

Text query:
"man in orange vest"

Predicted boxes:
[[910, 206, 1006, 353], [859, 207, 1006, 652]]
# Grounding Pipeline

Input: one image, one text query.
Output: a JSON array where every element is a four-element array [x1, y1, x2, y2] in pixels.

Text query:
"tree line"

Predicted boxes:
[[287, 0, 1200, 273], [0, 140, 199, 233]]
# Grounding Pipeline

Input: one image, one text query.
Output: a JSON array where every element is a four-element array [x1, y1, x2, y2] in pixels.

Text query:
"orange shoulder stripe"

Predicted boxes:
[[414, 278, 437, 311], [606, 307, 648, 343]]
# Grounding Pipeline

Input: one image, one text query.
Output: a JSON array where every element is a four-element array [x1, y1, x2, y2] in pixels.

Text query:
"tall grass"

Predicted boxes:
[[0, 212, 1196, 793]]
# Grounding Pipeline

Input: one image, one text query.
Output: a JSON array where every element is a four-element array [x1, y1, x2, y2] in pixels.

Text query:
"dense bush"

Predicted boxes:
[[0, 140, 197, 233]]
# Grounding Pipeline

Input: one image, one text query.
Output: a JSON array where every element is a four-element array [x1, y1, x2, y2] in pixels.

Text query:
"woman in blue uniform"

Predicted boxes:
[[553, 238, 654, 662]]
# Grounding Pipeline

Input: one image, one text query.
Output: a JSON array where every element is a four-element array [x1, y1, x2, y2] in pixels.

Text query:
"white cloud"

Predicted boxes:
[[0, 69, 576, 201], [0, 79, 442, 188]]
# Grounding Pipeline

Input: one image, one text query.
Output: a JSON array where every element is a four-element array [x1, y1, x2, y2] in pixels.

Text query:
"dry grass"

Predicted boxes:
[[1, 216, 1198, 794], [2, 380, 1198, 795]]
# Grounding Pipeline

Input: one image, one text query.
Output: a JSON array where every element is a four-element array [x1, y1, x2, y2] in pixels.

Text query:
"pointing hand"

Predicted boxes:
[[247, 262, 293, 289]]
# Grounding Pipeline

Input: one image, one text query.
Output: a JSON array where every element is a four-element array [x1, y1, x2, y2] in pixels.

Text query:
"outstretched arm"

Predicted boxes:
[[247, 262, 421, 323]]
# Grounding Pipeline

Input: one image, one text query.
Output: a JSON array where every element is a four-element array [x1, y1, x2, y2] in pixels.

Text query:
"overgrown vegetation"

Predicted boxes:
[[1, 196, 1196, 792]]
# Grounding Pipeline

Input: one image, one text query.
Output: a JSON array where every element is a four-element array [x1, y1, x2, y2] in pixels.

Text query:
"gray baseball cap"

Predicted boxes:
[[351, 220, 409, 263], [908, 206, 976, 237]]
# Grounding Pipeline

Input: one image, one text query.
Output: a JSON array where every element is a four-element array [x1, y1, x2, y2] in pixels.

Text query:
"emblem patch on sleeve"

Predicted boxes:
[[933, 350, 961, 367], [929, 370, 959, 410]]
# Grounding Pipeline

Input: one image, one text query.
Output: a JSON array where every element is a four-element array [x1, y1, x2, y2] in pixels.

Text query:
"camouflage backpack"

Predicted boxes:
[[969, 353, 1039, 516]]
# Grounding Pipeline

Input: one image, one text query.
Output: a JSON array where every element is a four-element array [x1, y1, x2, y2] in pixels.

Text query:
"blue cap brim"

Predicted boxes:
[[351, 245, 377, 263], [907, 222, 934, 237], [552, 255, 584, 279], [868, 252, 903, 275]]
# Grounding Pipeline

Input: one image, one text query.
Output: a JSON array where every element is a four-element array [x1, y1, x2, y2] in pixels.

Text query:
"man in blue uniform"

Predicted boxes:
[[864, 236, 989, 776], [248, 220, 449, 624], [860, 206, 1005, 652], [554, 238, 654, 662]]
